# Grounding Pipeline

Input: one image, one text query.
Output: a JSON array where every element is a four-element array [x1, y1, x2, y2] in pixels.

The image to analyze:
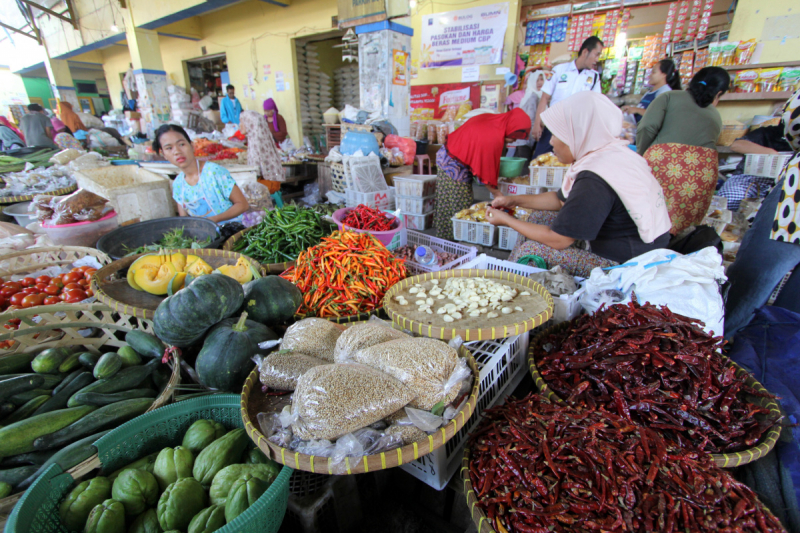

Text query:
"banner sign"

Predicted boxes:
[[420, 2, 509, 68], [410, 83, 481, 120]]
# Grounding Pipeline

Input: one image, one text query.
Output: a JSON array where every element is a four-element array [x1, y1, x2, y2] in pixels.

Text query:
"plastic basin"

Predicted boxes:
[[40, 211, 119, 248], [3, 201, 34, 227], [96, 216, 223, 260], [340, 131, 380, 156], [499, 157, 528, 178], [332, 207, 404, 247]]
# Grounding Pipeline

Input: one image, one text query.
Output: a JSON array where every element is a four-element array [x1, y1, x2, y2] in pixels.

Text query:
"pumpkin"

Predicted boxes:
[[216, 257, 261, 284], [167, 273, 187, 296], [240, 275, 303, 326], [153, 273, 244, 347], [127, 254, 163, 292], [186, 257, 213, 278], [170, 253, 187, 272], [195, 312, 277, 391], [134, 262, 178, 296]]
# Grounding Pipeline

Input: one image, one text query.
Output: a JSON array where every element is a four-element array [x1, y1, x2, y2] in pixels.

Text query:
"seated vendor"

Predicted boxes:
[[487, 92, 672, 278], [153, 124, 249, 223]]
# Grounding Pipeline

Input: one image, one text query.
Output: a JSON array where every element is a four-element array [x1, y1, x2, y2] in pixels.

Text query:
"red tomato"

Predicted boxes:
[[35, 275, 51, 285], [20, 288, 39, 295], [22, 294, 45, 308], [86, 287, 94, 297], [84, 268, 97, 280], [9, 293, 26, 307], [64, 283, 82, 292], [77, 280, 89, 288], [19, 277, 36, 288], [50, 278, 64, 288], [62, 272, 83, 284], [44, 284, 61, 296], [1, 286, 19, 298], [43, 295, 60, 305], [64, 290, 88, 303], [6, 315, 21, 324], [35, 283, 49, 291], [74, 266, 91, 273]]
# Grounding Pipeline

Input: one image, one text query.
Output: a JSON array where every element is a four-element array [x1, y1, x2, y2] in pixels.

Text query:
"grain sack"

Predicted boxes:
[[258, 350, 328, 391], [386, 424, 428, 446], [350, 338, 460, 410], [383, 409, 409, 425], [291, 363, 415, 441], [281, 318, 342, 361], [333, 322, 409, 362]]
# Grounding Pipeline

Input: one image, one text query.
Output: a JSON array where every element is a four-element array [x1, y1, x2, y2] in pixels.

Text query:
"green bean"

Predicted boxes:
[[233, 205, 332, 264]]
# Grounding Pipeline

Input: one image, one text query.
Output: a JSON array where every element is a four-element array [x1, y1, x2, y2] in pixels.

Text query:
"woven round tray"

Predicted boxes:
[[383, 269, 553, 341], [0, 246, 112, 278], [0, 184, 77, 205], [91, 248, 265, 320], [222, 228, 295, 274], [527, 323, 783, 468], [0, 303, 179, 515], [241, 345, 480, 475]]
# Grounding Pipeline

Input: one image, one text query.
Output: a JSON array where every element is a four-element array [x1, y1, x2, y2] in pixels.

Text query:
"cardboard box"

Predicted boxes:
[[125, 111, 141, 119]]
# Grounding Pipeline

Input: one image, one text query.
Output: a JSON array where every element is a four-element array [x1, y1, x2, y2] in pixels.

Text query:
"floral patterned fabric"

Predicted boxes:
[[643, 143, 718, 234]]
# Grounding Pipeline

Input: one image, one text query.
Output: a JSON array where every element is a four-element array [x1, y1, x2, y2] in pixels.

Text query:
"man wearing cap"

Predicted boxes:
[[532, 36, 604, 157], [19, 104, 57, 149]]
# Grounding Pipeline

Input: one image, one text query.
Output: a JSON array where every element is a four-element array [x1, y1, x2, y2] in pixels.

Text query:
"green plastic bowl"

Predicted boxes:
[[499, 157, 528, 178], [5, 395, 292, 533]]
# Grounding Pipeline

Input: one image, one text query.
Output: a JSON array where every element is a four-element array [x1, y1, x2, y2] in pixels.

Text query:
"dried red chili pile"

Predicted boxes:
[[535, 301, 780, 454], [469, 394, 786, 533], [341, 204, 395, 231]]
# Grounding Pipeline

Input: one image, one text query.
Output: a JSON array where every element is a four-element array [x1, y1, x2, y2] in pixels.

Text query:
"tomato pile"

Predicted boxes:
[[0, 266, 97, 312]]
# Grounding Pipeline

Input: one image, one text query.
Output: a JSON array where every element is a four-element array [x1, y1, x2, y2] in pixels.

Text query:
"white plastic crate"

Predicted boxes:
[[393, 175, 437, 197], [743, 153, 793, 179], [451, 218, 496, 247], [399, 332, 529, 490], [459, 254, 583, 324], [396, 194, 435, 215], [345, 156, 387, 192], [498, 226, 521, 251], [499, 182, 547, 196], [345, 187, 396, 210], [530, 166, 567, 188], [403, 212, 434, 230], [396, 230, 477, 274]]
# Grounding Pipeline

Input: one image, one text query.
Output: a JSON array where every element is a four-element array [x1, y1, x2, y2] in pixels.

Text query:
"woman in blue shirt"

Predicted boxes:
[[622, 59, 681, 123], [153, 124, 249, 223]]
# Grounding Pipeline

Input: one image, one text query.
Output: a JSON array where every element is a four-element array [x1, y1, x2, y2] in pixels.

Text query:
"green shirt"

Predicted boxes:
[[636, 90, 722, 155]]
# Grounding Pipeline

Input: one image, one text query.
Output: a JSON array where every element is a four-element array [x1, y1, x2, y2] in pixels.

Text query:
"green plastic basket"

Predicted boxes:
[[5, 395, 292, 533]]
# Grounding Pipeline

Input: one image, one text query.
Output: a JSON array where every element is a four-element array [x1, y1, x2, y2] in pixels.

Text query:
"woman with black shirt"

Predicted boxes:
[[487, 92, 672, 277]]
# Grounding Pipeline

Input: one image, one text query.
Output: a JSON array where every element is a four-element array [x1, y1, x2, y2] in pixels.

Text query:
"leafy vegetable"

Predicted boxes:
[[124, 228, 212, 256]]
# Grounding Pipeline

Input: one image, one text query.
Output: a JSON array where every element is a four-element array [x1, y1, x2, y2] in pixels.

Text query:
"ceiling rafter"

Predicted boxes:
[[19, 0, 77, 28], [0, 19, 40, 43]]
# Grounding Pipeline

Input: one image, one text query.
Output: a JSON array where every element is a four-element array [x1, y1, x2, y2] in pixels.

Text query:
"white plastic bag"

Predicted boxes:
[[579, 247, 727, 335]]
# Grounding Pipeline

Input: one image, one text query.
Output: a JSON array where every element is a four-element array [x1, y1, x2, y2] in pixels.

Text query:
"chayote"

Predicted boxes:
[[0, 482, 10, 499], [192, 428, 249, 487], [153, 445, 194, 492], [157, 477, 206, 531], [209, 463, 279, 506], [84, 499, 125, 533], [129, 508, 162, 533], [243, 447, 269, 465], [181, 419, 226, 455], [225, 474, 269, 523], [187, 505, 226, 533], [106, 453, 158, 484], [59, 477, 112, 531], [111, 469, 159, 516]]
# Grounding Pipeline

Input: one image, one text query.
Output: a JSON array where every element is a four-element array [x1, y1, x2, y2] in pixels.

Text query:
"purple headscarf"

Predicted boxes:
[[263, 98, 279, 132]]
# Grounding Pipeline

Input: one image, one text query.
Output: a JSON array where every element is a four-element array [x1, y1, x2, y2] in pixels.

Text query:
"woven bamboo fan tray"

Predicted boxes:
[[383, 269, 553, 341], [527, 324, 783, 468], [0, 303, 179, 515], [0, 246, 112, 279], [222, 228, 295, 274], [0, 184, 77, 205], [241, 345, 480, 475], [91, 248, 266, 320]]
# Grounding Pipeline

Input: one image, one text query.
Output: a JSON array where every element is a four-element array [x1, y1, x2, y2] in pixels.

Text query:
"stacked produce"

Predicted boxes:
[[468, 394, 786, 533], [340, 204, 396, 231], [123, 227, 212, 256], [0, 330, 171, 499], [192, 139, 243, 161], [0, 265, 97, 312], [281, 231, 406, 318], [232, 205, 333, 264], [56, 419, 281, 532], [534, 300, 781, 454]]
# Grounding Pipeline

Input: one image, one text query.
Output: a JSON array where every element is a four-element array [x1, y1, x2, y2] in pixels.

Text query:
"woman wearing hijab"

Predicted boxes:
[[487, 92, 672, 278], [239, 110, 284, 181], [724, 88, 800, 337], [507, 70, 548, 159], [0, 117, 24, 143], [433, 108, 531, 240], [50, 115, 68, 136], [57, 102, 87, 134], [262, 99, 287, 145]]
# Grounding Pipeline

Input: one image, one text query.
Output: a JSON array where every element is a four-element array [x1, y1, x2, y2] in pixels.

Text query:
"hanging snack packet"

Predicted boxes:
[[736, 39, 756, 65]]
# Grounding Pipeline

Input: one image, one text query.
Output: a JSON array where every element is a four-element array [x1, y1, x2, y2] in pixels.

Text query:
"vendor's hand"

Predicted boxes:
[[621, 105, 631, 114], [491, 194, 514, 210], [532, 120, 543, 141], [486, 207, 514, 227]]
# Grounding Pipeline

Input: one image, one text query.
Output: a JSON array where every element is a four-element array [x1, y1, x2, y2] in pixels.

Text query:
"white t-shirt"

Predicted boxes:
[[542, 61, 602, 106]]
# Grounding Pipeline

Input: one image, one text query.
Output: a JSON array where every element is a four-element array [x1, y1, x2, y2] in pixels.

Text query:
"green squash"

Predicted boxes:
[[187, 505, 226, 533], [241, 275, 303, 326], [208, 463, 280, 506], [84, 499, 125, 533], [181, 419, 226, 455], [117, 346, 142, 368], [128, 508, 162, 533], [153, 446, 194, 492], [157, 477, 206, 531], [195, 312, 277, 392], [243, 447, 269, 465], [225, 473, 269, 522], [59, 477, 112, 531], [192, 428, 250, 487], [111, 469, 159, 515], [154, 273, 244, 347]]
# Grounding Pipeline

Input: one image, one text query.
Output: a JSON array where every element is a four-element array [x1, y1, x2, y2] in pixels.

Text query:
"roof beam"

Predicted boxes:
[[0, 20, 40, 43], [19, 0, 77, 28]]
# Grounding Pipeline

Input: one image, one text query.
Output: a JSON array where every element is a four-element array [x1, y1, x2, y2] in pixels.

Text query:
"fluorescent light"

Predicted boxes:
[[409, 0, 416, 7], [111, 24, 119, 32]]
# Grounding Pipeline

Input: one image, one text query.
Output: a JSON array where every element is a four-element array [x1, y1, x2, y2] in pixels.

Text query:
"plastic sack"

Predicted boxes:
[[255, 350, 328, 391], [49, 149, 84, 166], [302, 182, 320, 206], [77, 113, 104, 129], [383, 135, 416, 165], [579, 247, 727, 335], [198, 94, 214, 110], [281, 318, 342, 362], [51, 190, 109, 225], [333, 320, 409, 363], [240, 182, 273, 211], [528, 265, 578, 296], [68, 152, 109, 172], [87, 129, 121, 149], [33, 195, 58, 223]]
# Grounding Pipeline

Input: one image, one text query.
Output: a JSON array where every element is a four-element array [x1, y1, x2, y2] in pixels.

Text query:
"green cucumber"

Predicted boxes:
[[16, 430, 111, 490], [0, 451, 56, 468], [125, 331, 164, 359], [117, 346, 142, 368], [9, 389, 52, 406], [34, 372, 94, 416], [0, 353, 35, 375], [33, 398, 152, 451], [78, 352, 101, 369], [57, 352, 82, 374], [67, 361, 158, 407], [4, 395, 49, 424], [0, 406, 96, 457], [93, 353, 122, 380], [4, 373, 66, 390], [52, 370, 83, 396], [0, 402, 14, 418], [0, 466, 38, 487], [71, 389, 156, 407], [0, 375, 45, 402], [31, 347, 73, 374]]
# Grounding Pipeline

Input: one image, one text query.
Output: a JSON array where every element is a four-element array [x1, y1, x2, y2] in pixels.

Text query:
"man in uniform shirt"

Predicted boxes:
[[532, 36, 604, 157]]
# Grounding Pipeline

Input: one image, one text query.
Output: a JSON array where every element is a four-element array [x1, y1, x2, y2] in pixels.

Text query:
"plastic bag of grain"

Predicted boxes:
[[281, 318, 342, 361], [256, 350, 329, 391], [333, 321, 409, 362], [386, 424, 428, 445], [291, 363, 415, 441]]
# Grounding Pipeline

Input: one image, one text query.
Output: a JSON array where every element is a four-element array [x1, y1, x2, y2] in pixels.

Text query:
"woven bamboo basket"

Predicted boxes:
[[241, 345, 480, 475], [717, 123, 749, 146], [0, 247, 112, 279], [0, 303, 179, 517], [383, 269, 553, 341], [222, 228, 295, 274], [0, 185, 77, 205], [527, 324, 783, 468], [91, 248, 266, 320]]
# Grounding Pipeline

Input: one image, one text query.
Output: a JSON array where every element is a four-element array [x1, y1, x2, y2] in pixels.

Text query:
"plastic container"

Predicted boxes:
[[74, 165, 176, 225], [6, 395, 292, 533], [395, 194, 435, 215], [330, 162, 346, 193], [743, 153, 793, 179], [498, 226, 521, 250], [40, 210, 119, 247], [392, 230, 477, 275], [95, 216, 223, 260], [530, 166, 567, 188], [332, 207, 404, 246], [499, 182, 547, 196], [499, 157, 527, 178], [403, 212, 434, 230], [451, 218, 496, 247], [345, 187, 396, 210], [414, 245, 438, 266], [3, 201, 34, 227], [393, 175, 438, 197], [339, 131, 380, 156]]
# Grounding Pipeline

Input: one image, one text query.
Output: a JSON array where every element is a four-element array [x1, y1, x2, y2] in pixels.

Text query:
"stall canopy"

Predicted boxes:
[[0, 0, 77, 45]]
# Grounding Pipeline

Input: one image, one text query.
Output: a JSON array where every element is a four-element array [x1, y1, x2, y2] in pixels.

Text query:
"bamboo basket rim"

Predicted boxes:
[[241, 345, 481, 475], [0, 184, 78, 205], [527, 322, 783, 468], [222, 227, 295, 274], [91, 247, 266, 320], [383, 269, 553, 342], [0, 246, 112, 278], [0, 303, 179, 514]]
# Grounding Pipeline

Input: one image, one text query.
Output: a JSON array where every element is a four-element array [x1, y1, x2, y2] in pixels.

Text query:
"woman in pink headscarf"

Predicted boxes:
[[262, 98, 287, 146], [0, 117, 24, 143], [486, 91, 672, 277]]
